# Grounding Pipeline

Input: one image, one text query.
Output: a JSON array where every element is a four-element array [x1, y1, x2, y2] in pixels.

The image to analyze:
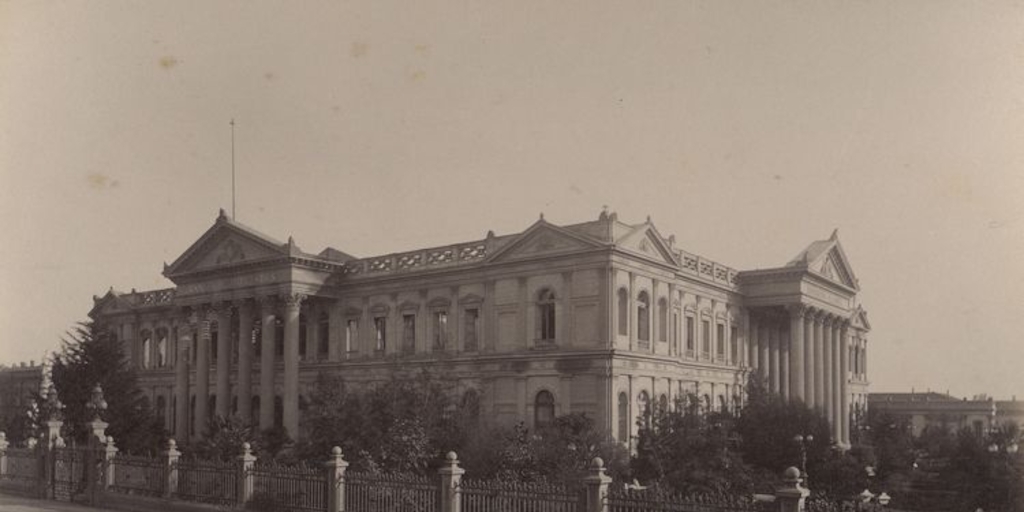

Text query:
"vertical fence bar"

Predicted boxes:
[[163, 439, 181, 498], [237, 442, 256, 506], [324, 446, 349, 512], [438, 451, 464, 512]]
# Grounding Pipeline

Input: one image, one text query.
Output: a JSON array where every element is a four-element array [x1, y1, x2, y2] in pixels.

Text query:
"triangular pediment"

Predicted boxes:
[[486, 220, 604, 263], [614, 223, 679, 267], [88, 289, 129, 318], [790, 231, 859, 290], [850, 306, 871, 331], [164, 212, 289, 278]]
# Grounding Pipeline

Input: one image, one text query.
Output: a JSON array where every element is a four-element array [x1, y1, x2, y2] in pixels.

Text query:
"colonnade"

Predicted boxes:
[[173, 293, 308, 442], [746, 305, 863, 447]]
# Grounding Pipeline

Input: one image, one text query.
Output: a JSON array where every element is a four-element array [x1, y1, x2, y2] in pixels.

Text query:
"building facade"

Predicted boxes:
[[870, 392, 1024, 437], [89, 209, 871, 447]]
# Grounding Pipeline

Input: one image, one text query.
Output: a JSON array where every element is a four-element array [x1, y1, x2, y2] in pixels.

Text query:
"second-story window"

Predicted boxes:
[[317, 312, 329, 359], [432, 311, 448, 350], [686, 316, 695, 355], [658, 298, 668, 342], [701, 319, 711, 358], [141, 330, 152, 369], [537, 289, 556, 341], [374, 317, 386, 352], [345, 319, 358, 354], [716, 323, 725, 359], [463, 308, 479, 351], [617, 288, 629, 336], [156, 328, 168, 368], [729, 326, 738, 364], [402, 314, 416, 354], [637, 292, 650, 342]]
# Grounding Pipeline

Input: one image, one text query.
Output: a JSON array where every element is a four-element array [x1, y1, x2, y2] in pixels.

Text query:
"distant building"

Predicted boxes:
[[0, 362, 43, 429], [869, 391, 1024, 436], [89, 209, 871, 446]]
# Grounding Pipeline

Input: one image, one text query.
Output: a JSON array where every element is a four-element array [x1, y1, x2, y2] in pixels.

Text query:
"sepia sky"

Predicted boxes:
[[1, 1, 1022, 399]]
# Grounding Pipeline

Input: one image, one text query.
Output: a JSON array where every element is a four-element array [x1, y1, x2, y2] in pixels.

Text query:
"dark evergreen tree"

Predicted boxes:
[[50, 322, 165, 454]]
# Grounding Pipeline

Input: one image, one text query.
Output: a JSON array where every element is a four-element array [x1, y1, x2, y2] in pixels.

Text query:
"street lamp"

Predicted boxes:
[[794, 434, 814, 485]]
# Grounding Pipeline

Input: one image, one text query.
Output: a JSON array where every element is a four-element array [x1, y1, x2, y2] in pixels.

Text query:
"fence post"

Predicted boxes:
[[324, 446, 349, 512], [102, 436, 118, 490], [774, 467, 809, 512], [582, 457, 613, 512], [438, 451, 465, 512], [236, 442, 257, 506], [163, 439, 181, 498], [41, 418, 63, 499], [0, 432, 8, 478]]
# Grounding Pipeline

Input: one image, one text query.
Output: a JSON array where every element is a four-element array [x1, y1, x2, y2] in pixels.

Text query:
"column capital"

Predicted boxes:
[[786, 304, 808, 319], [279, 293, 307, 308]]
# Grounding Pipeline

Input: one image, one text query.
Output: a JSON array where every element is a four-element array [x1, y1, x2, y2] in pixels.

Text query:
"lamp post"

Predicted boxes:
[[794, 434, 814, 487]]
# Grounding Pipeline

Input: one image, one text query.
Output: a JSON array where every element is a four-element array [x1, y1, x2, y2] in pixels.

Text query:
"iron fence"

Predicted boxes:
[[1, 447, 40, 490], [346, 470, 438, 512], [174, 457, 237, 505], [460, 478, 583, 512], [250, 460, 326, 512], [110, 453, 166, 497], [607, 486, 771, 512]]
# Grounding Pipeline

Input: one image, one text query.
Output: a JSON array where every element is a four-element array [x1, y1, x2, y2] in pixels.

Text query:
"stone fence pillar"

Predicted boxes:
[[438, 451, 465, 512], [163, 439, 181, 498], [0, 432, 8, 477], [237, 442, 257, 506], [775, 467, 809, 512], [583, 457, 613, 512], [102, 436, 118, 490], [324, 446, 349, 512]]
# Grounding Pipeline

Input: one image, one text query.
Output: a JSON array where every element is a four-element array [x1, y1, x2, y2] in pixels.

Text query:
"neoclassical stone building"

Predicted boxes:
[[89, 209, 870, 447]]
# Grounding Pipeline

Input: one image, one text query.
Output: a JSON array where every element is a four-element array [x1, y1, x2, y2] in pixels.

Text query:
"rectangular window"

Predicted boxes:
[[346, 320, 358, 354], [716, 323, 725, 359], [433, 311, 448, 350], [374, 317, 386, 352], [730, 326, 738, 364], [701, 320, 711, 358], [402, 314, 416, 353], [686, 317, 695, 355], [464, 308, 479, 351]]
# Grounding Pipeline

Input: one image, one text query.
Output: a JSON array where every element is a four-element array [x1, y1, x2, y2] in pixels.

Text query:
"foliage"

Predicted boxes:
[[942, 423, 1023, 512], [861, 409, 915, 479], [633, 394, 754, 495], [49, 322, 165, 454]]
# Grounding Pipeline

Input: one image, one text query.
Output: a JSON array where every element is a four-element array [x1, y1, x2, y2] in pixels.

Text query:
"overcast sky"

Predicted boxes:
[[1, 1, 1022, 400]]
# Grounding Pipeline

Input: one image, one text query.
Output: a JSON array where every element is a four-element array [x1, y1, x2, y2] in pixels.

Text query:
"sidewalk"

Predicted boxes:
[[0, 492, 116, 512]]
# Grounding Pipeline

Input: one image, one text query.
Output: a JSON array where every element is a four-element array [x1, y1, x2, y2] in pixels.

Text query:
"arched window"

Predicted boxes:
[[637, 292, 650, 342], [155, 396, 166, 427], [140, 330, 152, 369], [537, 289, 556, 341], [659, 394, 668, 413], [251, 396, 260, 425], [638, 390, 651, 428], [702, 394, 712, 414], [317, 312, 330, 359], [657, 298, 668, 342], [534, 390, 555, 428], [617, 288, 629, 336], [156, 328, 168, 368], [718, 395, 727, 412], [462, 390, 481, 427], [617, 392, 629, 442]]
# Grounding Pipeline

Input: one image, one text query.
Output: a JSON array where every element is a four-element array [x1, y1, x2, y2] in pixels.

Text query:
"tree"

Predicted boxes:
[[50, 322, 165, 454], [633, 394, 754, 495]]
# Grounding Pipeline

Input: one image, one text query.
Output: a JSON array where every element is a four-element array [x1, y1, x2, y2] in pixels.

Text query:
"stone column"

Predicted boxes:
[[788, 306, 805, 403], [748, 317, 759, 372], [803, 312, 814, 408], [236, 300, 253, 422], [194, 307, 211, 439], [282, 293, 305, 441], [174, 317, 191, 440], [759, 323, 770, 383], [780, 327, 790, 400], [822, 316, 833, 429], [831, 322, 842, 444], [840, 325, 850, 446], [813, 313, 825, 410], [259, 297, 276, 430], [215, 304, 231, 419], [769, 323, 780, 394]]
